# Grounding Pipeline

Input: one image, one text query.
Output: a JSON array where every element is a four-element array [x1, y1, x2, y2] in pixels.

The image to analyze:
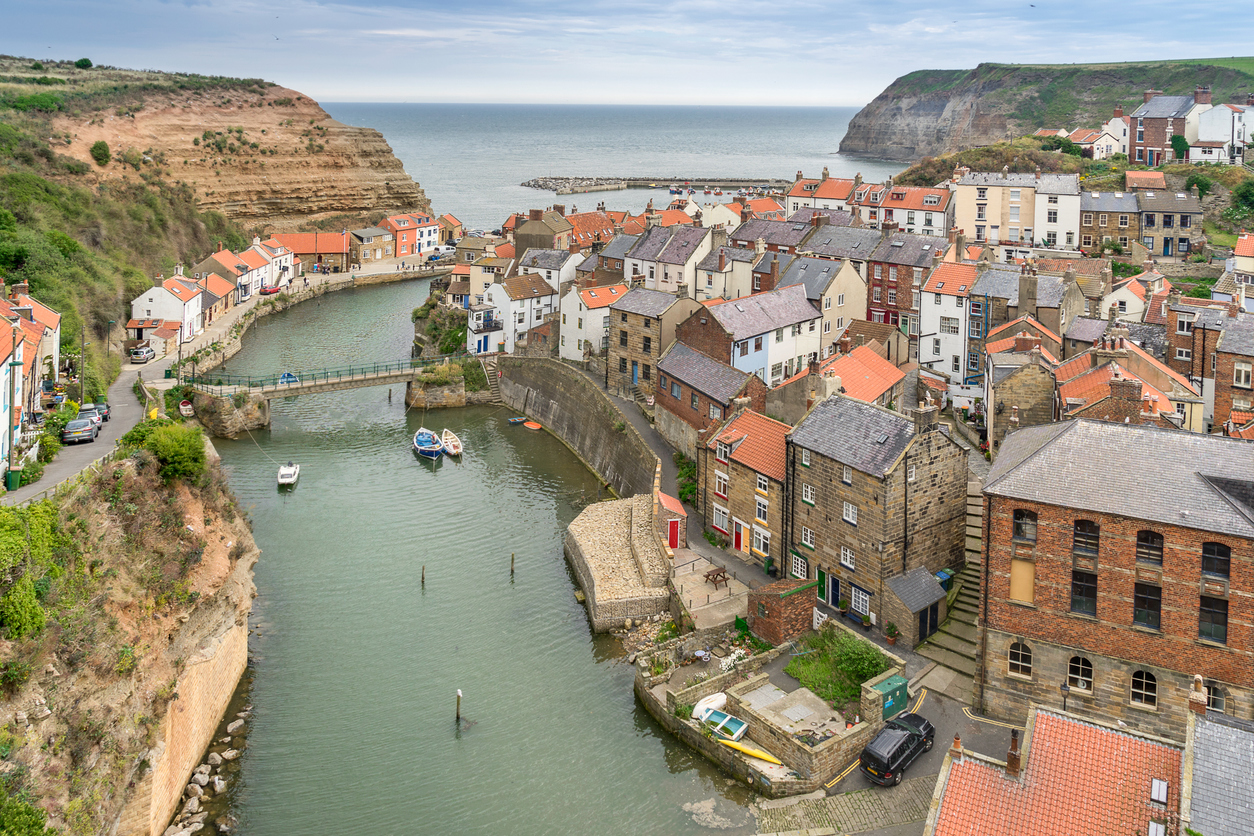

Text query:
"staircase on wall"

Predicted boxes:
[[481, 355, 502, 403], [916, 480, 984, 699]]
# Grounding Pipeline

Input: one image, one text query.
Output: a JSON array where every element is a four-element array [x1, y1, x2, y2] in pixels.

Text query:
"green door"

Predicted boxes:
[[817, 568, 827, 602]]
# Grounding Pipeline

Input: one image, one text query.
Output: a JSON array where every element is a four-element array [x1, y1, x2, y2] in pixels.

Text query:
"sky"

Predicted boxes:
[[5, 1, 1254, 106]]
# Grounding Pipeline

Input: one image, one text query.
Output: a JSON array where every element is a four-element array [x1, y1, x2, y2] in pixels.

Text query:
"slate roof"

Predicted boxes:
[[1080, 192, 1140, 213], [658, 226, 709, 265], [870, 231, 943, 268], [932, 709, 1182, 836], [659, 343, 753, 405], [730, 218, 813, 249], [970, 268, 1070, 308], [1065, 316, 1109, 345], [1188, 712, 1254, 836], [753, 250, 794, 277], [790, 395, 914, 478], [985, 419, 1254, 537], [1132, 94, 1196, 119], [710, 410, 790, 482], [1138, 191, 1203, 213], [786, 207, 857, 227], [778, 257, 844, 302], [576, 251, 599, 273], [697, 246, 757, 271], [1121, 321, 1168, 360], [519, 249, 576, 271], [350, 226, 391, 239], [627, 226, 674, 262], [957, 172, 1080, 195], [610, 287, 682, 318], [887, 568, 946, 614], [708, 285, 818, 340], [1219, 314, 1254, 358], [598, 234, 639, 262], [798, 226, 883, 260]]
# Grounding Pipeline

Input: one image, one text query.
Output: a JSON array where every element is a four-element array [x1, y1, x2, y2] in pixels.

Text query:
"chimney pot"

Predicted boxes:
[[948, 735, 963, 762], [1189, 674, 1208, 715], [1005, 729, 1022, 779]]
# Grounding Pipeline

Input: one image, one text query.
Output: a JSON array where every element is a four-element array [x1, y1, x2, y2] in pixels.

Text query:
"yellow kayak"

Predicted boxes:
[[716, 738, 783, 765]]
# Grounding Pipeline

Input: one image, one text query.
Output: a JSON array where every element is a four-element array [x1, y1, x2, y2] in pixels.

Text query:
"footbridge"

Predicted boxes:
[[187, 356, 474, 399]]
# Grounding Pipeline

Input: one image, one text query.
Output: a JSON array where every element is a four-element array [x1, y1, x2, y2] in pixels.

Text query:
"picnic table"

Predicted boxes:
[[704, 566, 729, 590]]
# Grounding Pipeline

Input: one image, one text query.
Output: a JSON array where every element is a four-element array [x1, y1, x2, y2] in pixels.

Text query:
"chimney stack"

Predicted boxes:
[[883, 220, 899, 233], [948, 735, 964, 763], [1194, 85, 1212, 106], [1109, 303, 1118, 325], [821, 166, 830, 181], [839, 333, 852, 355], [755, 237, 766, 256], [718, 249, 727, 272], [1001, 165, 1009, 180], [915, 401, 938, 434], [11, 281, 29, 299], [1035, 165, 1041, 180], [769, 257, 780, 288], [811, 213, 829, 229], [1189, 674, 1209, 715], [1113, 105, 1123, 119], [1143, 89, 1158, 104], [795, 170, 803, 182], [1013, 331, 1041, 353], [1110, 373, 1143, 406], [552, 204, 566, 216], [735, 195, 747, 207], [529, 208, 543, 222], [1005, 729, 1021, 779], [569, 239, 580, 255], [1009, 405, 1020, 431], [1018, 265, 1039, 317]]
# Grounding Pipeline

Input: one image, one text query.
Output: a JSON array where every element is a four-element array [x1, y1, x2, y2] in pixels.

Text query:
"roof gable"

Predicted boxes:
[[709, 410, 789, 482]]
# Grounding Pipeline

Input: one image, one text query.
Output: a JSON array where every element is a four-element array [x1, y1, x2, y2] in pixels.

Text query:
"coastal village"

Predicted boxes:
[[3, 63, 1254, 836]]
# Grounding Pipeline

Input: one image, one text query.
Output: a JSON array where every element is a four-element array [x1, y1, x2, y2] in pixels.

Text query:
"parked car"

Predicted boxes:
[[130, 345, 156, 363], [81, 402, 110, 422], [61, 419, 97, 444], [858, 712, 935, 786], [259, 285, 281, 296], [77, 406, 103, 428], [433, 245, 456, 255]]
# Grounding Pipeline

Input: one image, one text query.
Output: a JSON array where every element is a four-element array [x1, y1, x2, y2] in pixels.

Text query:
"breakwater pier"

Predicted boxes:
[[522, 176, 792, 194]]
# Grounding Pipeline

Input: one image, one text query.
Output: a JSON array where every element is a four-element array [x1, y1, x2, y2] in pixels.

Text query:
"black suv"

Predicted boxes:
[[858, 712, 935, 786]]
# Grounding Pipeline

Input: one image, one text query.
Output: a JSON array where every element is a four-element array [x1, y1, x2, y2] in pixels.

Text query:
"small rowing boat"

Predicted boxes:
[[413, 427, 442, 459], [716, 738, 782, 765], [507, 416, 527, 424], [277, 461, 300, 486], [179, 400, 194, 417], [694, 700, 749, 742], [523, 421, 542, 431], [440, 428, 463, 457]]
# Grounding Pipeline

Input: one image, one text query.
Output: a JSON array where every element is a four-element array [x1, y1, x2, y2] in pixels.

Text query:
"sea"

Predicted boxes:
[[319, 103, 906, 233]]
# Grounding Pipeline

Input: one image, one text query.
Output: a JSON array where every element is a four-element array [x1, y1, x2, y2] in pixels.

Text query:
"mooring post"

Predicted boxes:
[[422, 565, 426, 586], [456, 689, 462, 723], [389, 388, 392, 403], [511, 553, 515, 576]]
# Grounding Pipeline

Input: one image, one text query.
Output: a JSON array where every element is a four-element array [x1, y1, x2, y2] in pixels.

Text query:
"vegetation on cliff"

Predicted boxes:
[[841, 59, 1254, 161], [0, 422, 252, 833]]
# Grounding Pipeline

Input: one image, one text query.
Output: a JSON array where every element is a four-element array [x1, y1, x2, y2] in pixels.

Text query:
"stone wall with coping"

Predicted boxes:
[[563, 521, 670, 632]]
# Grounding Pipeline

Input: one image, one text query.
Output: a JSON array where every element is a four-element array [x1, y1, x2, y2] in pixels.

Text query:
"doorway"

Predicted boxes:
[[632, 361, 639, 385], [918, 602, 939, 641], [667, 519, 680, 549], [733, 520, 744, 552]]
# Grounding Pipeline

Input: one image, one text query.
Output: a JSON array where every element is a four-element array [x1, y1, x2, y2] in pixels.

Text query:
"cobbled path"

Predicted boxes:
[[754, 776, 934, 835]]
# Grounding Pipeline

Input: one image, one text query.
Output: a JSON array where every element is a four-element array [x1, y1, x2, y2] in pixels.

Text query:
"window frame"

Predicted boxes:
[[1073, 520, 1100, 556], [1136, 531, 1163, 564], [840, 546, 855, 570], [842, 501, 858, 526], [1071, 570, 1097, 616], [1068, 656, 1094, 691], [1202, 542, 1231, 578], [714, 470, 728, 499], [1200, 596, 1228, 644], [801, 526, 815, 549], [802, 483, 815, 505], [712, 504, 729, 534], [1008, 642, 1032, 678], [752, 526, 771, 558], [1131, 670, 1158, 707], [1133, 583, 1162, 630], [1013, 509, 1038, 543], [755, 496, 769, 525]]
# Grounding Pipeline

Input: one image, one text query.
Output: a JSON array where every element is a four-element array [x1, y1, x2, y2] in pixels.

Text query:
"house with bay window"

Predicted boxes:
[[784, 397, 966, 648], [697, 409, 790, 572]]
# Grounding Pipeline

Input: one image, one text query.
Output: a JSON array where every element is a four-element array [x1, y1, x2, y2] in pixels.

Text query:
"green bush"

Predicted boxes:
[[89, 140, 110, 167], [675, 452, 697, 504], [0, 659, 31, 695], [0, 786, 52, 835], [74, 58, 93, 69], [121, 417, 174, 452], [784, 626, 890, 705], [0, 576, 46, 640], [1185, 173, 1213, 200], [19, 461, 43, 487], [1171, 135, 1190, 162], [144, 423, 206, 482]]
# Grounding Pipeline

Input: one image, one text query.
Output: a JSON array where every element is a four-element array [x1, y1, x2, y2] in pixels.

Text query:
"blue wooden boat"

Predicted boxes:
[[507, 416, 527, 424], [693, 696, 749, 742], [413, 427, 442, 458], [278, 372, 300, 385]]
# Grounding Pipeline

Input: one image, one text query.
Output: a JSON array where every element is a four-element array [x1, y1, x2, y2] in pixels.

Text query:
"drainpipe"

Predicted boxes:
[[977, 492, 992, 713], [782, 439, 793, 581], [902, 451, 909, 576]]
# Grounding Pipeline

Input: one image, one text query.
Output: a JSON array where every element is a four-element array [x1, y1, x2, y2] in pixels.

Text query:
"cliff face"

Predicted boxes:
[[52, 84, 429, 230], [841, 62, 1254, 161]]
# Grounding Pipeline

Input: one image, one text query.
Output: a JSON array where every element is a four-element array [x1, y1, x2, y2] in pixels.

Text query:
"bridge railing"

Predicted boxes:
[[187, 353, 470, 395]]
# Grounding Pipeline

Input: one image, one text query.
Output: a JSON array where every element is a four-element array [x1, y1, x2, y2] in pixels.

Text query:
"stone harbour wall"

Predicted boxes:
[[498, 356, 659, 498], [564, 525, 669, 631]]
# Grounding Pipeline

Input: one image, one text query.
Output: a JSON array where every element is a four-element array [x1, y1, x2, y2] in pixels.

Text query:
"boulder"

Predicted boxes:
[[185, 784, 202, 799], [207, 752, 223, 766], [226, 719, 245, 735], [220, 749, 240, 761], [194, 764, 212, 776], [180, 797, 201, 817], [13, 711, 26, 725], [191, 772, 210, 787]]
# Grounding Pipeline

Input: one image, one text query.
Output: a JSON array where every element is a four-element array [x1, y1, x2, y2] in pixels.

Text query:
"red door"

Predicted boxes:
[[733, 521, 744, 552], [668, 519, 680, 549]]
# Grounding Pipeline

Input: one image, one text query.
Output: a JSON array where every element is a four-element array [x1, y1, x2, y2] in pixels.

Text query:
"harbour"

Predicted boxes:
[[521, 176, 794, 195]]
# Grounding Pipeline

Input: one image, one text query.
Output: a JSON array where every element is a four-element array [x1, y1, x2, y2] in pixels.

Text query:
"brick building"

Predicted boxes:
[[785, 397, 966, 647], [866, 226, 945, 336], [1214, 313, 1254, 428], [1129, 87, 1213, 167], [606, 288, 701, 398], [1165, 293, 1232, 428], [977, 420, 1254, 742], [697, 409, 790, 572], [655, 342, 769, 459], [748, 579, 819, 646]]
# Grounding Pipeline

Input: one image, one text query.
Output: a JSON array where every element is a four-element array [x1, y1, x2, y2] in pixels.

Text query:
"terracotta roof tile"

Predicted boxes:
[[818, 345, 905, 403], [986, 315, 1062, 345], [657, 491, 687, 517], [269, 232, 350, 255], [985, 336, 1059, 364], [1235, 232, 1254, 259], [238, 249, 269, 270], [1126, 170, 1167, 189], [922, 262, 978, 295], [934, 711, 1181, 836], [579, 284, 627, 309], [707, 410, 790, 482]]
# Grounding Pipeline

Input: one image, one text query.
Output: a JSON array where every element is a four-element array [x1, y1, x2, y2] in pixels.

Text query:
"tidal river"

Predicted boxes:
[[211, 280, 757, 835]]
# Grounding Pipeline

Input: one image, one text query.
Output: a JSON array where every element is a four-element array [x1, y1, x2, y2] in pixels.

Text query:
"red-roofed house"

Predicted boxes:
[[6, 282, 61, 385], [817, 345, 905, 407], [786, 169, 858, 214], [919, 261, 979, 377], [268, 232, 350, 273], [698, 408, 790, 569], [925, 708, 1182, 836], [382, 213, 439, 258], [129, 267, 203, 342], [1126, 170, 1167, 191], [564, 211, 616, 252], [197, 272, 237, 324], [558, 283, 627, 362], [985, 314, 1063, 360]]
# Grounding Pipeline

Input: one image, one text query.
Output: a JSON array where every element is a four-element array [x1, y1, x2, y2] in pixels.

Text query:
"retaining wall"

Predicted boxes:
[[564, 519, 670, 631], [498, 357, 658, 498]]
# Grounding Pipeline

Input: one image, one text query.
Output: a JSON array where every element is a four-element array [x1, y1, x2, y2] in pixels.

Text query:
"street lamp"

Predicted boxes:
[[106, 320, 115, 356], [1060, 681, 1071, 712]]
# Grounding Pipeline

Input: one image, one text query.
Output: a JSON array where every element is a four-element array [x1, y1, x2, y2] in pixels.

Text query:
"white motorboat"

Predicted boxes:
[[277, 461, 300, 486]]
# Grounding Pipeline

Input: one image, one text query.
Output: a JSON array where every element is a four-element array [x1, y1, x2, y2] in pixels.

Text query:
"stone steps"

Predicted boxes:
[[916, 643, 979, 678], [943, 619, 979, 643], [925, 629, 978, 661]]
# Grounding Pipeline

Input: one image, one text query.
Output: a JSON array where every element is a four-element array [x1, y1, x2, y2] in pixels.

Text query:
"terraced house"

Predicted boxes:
[[606, 287, 701, 397], [977, 420, 1254, 742], [785, 397, 966, 648]]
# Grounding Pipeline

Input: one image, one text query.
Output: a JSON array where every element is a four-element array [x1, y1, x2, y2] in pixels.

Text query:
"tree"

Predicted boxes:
[[74, 58, 92, 69], [89, 140, 110, 167], [1171, 135, 1190, 162], [1185, 173, 1213, 200]]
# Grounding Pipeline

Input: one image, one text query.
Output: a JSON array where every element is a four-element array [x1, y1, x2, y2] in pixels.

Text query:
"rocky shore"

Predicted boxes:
[[521, 176, 626, 193]]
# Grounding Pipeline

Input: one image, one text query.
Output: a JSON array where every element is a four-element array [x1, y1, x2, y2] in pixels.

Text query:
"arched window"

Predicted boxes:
[[1009, 642, 1032, 677], [1131, 671, 1157, 706], [1073, 520, 1100, 555], [1068, 656, 1093, 691], [1013, 510, 1038, 543], [1207, 682, 1227, 714], [1136, 531, 1163, 564], [1202, 542, 1231, 578]]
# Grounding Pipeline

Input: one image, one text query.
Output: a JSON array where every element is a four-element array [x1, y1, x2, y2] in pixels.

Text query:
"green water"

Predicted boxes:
[[212, 281, 756, 835]]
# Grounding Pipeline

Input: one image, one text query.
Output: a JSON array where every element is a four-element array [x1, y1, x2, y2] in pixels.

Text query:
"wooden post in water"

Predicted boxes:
[[456, 689, 462, 723], [511, 553, 515, 576], [422, 565, 426, 586]]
